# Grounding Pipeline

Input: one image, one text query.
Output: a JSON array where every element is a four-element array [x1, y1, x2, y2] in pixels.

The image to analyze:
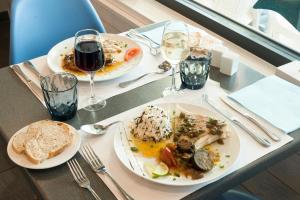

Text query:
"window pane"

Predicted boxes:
[[192, 0, 300, 53]]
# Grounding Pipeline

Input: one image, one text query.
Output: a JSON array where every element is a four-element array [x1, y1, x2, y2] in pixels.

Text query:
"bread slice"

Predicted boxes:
[[24, 138, 48, 164], [13, 120, 74, 164], [36, 122, 73, 158], [12, 126, 41, 153]]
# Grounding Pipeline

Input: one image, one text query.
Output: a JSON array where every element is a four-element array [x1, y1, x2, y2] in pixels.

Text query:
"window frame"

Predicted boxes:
[[156, 0, 300, 66]]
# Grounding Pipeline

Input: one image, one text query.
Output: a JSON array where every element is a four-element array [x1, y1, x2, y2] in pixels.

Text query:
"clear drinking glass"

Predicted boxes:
[[74, 29, 106, 111], [161, 21, 189, 96]]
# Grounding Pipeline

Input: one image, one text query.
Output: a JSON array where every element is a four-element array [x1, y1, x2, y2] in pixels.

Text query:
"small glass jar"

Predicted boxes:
[[179, 47, 211, 90]]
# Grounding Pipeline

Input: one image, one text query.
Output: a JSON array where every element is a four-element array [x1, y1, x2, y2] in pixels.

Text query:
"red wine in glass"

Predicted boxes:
[[74, 29, 106, 111], [74, 40, 105, 71]]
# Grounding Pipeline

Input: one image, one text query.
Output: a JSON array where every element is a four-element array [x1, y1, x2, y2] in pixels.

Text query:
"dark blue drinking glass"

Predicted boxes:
[[41, 73, 78, 121], [179, 47, 212, 90]]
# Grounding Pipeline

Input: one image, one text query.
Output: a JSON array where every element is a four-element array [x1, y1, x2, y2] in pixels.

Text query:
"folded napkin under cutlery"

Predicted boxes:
[[141, 25, 201, 46], [229, 75, 300, 133]]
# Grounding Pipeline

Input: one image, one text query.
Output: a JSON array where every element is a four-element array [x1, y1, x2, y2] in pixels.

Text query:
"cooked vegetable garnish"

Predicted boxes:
[[130, 147, 139, 152]]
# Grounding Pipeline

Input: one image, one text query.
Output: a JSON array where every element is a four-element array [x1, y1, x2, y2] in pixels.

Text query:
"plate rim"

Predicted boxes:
[[47, 33, 143, 82], [113, 102, 241, 186], [7, 121, 81, 169]]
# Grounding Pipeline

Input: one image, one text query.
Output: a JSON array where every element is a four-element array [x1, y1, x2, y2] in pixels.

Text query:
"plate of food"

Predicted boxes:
[[47, 34, 143, 82], [7, 120, 81, 169], [114, 103, 240, 186]]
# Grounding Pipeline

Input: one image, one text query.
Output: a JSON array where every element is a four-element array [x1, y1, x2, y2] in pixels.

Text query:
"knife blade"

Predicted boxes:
[[23, 60, 43, 79], [12, 64, 44, 103], [203, 94, 271, 147], [220, 97, 281, 142]]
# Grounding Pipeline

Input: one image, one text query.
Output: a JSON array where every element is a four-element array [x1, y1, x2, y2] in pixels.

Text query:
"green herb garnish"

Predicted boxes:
[[130, 147, 138, 152]]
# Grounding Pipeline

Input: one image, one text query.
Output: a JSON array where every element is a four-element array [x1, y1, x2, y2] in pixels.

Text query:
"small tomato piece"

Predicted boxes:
[[124, 47, 140, 61], [160, 147, 177, 168]]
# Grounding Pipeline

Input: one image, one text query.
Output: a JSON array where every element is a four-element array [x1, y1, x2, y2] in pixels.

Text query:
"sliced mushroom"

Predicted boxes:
[[177, 136, 193, 152], [194, 149, 214, 171]]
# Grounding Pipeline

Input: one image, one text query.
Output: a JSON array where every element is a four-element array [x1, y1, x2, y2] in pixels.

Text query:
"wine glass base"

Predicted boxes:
[[162, 87, 182, 97], [82, 96, 106, 112]]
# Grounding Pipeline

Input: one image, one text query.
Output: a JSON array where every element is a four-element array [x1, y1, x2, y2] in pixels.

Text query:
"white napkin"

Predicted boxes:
[[229, 75, 300, 133], [141, 24, 206, 45], [80, 80, 293, 200], [141, 26, 164, 45]]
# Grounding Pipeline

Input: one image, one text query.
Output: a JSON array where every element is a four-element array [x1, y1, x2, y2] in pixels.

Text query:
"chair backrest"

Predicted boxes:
[[10, 0, 106, 64]]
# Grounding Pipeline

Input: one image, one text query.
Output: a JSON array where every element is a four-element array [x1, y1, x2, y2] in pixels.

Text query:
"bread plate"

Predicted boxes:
[[7, 122, 81, 169]]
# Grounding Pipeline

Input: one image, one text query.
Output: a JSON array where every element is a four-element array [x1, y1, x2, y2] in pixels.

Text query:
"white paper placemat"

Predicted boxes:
[[13, 39, 167, 110], [79, 80, 293, 200]]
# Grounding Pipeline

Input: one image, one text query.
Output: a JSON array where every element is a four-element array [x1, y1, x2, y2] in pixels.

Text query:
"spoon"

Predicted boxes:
[[118, 61, 171, 88], [81, 121, 121, 135]]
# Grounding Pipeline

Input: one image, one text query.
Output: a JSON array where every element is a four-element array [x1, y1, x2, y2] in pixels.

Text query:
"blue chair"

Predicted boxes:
[[10, 0, 106, 64], [215, 189, 261, 200]]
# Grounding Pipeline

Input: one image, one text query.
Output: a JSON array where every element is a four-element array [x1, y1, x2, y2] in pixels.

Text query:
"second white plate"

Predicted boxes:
[[113, 103, 241, 186], [47, 34, 143, 82]]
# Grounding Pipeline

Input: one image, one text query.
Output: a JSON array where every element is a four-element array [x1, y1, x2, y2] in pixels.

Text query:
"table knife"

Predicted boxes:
[[12, 64, 44, 102], [203, 94, 271, 147], [220, 97, 281, 142], [23, 60, 43, 79]]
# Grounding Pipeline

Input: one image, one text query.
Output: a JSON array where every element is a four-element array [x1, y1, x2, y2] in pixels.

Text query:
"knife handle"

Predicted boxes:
[[12, 65, 44, 103], [244, 113, 281, 141], [12, 65, 31, 82], [232, 118, 271, 147]]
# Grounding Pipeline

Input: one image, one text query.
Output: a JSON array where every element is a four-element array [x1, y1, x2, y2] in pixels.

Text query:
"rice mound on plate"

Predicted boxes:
[[131, 105, 172, 142]]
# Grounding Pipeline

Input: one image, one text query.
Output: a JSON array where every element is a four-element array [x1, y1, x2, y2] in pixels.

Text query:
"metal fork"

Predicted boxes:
[[67, 159, 102, 200], [126, 29, 160, 56], [81, 144, 134, 200]]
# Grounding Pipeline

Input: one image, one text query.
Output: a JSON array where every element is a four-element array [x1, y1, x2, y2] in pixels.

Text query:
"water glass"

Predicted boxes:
[[41, 73, 78, 121], [180, 47, 211, 90]]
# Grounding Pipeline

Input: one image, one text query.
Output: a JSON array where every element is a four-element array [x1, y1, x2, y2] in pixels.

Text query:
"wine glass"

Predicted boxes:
[[161, 21, 189, 96], [74, 29, 106, 111]]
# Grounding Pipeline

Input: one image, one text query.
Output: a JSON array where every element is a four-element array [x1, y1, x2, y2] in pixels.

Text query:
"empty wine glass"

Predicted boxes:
[[74, 29, 106, 111], [161, 21, 189, 96]]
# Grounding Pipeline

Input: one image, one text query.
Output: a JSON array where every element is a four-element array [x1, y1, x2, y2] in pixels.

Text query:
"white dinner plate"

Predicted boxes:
[[7, 123, 81, 169], [47, 34, 143, 82], [113, 103, 240, 186]]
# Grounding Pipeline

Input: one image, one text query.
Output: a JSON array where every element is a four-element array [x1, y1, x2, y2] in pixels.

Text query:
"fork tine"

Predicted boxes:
[[79, 147, 90, 164], [84, 145, 101, 168], [82, 145, 98, 169], [68, 160, 82, 183], [86, 144, 103, 166], [74, 159, 88, 180], [71, 159, 85, 182], [67, 161, 79, 183]]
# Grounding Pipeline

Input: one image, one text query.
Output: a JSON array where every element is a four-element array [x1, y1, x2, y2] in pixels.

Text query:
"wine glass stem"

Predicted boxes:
[[89, 71, 96, 102], [171, 64, 177, 91]]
